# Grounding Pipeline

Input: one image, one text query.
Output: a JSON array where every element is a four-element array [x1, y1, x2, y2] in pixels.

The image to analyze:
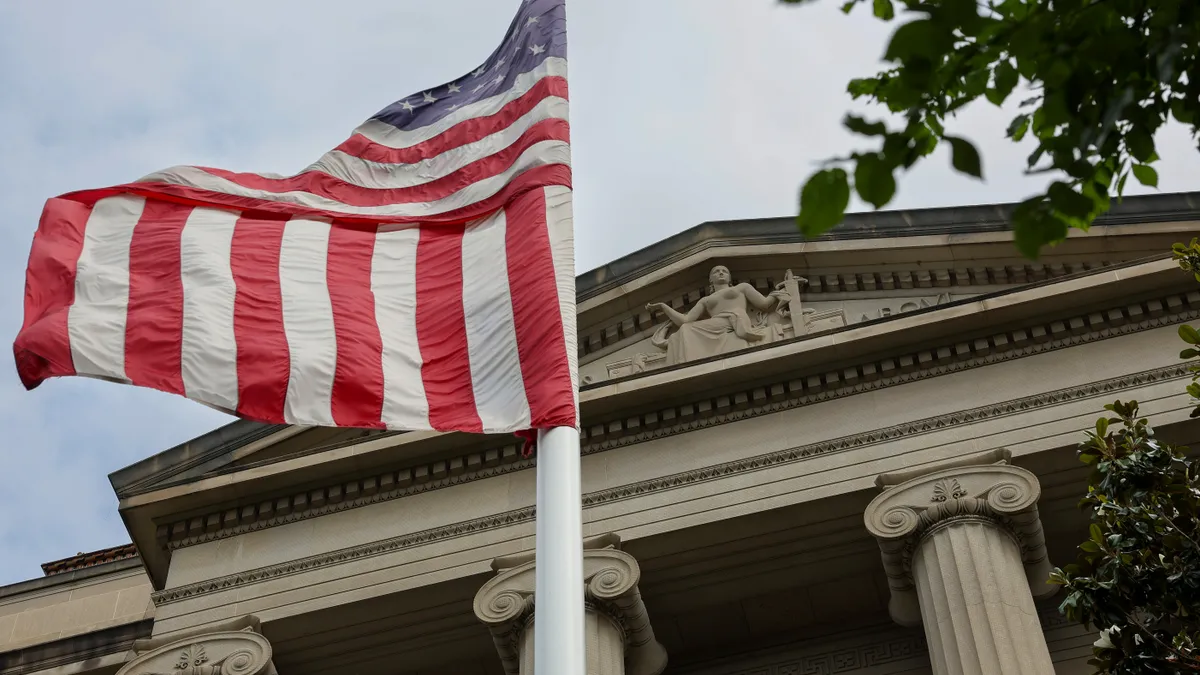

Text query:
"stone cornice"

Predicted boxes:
[[150, 361, 1190, 606], [158, 287, 1199, 551]]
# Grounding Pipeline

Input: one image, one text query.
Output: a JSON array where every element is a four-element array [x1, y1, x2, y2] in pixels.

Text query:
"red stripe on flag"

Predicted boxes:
[[414, 225, 482, 433], [504, 189, 575, 428], [337, 76, 570, 164], [199, 118, 570, 208], [13, 197, 92, 389], [124, 200, 189, 395], [327, 224, 385, 428], [230, 214, 290, 423]]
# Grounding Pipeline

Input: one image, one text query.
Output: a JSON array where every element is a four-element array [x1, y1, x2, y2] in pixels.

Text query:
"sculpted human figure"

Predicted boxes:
[[647, 265, 791, 365]]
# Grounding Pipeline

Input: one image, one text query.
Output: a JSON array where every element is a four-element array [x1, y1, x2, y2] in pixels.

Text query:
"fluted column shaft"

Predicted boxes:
[[864, 449, 1058, 675], [912, 519, 1054, 675]]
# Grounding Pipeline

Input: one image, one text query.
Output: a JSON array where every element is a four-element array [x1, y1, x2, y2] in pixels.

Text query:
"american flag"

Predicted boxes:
[[13, 0, 577, 435]]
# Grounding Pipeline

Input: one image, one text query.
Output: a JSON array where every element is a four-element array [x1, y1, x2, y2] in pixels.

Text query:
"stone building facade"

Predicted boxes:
[[4, 192, 1200, 675]]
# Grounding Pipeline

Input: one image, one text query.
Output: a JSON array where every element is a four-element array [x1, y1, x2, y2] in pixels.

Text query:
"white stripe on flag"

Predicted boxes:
[[279, 217, 337, 426], [543, 185, 578, 413], [179, 207, 240, 411], [372, 225, 429, 429], [68, 195, 145, 381], [461, 210, 531, 433]]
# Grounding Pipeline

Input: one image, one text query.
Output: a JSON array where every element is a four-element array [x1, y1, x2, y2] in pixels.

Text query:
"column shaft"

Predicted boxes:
[[912, 520, 1054, 675]]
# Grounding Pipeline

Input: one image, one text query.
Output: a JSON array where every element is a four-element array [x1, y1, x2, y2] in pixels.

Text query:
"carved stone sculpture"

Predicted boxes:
[[473, 534, 667, 675], [863, 449, 1056, 675], [117, 616, 275, 675], [646, 265, 797, 365]]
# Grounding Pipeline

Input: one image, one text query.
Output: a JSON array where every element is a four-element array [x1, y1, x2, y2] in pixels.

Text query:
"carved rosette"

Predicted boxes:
[[473, 539, 668, 675], [863, 449, 1054, 626], [116, 626, 274, 675]]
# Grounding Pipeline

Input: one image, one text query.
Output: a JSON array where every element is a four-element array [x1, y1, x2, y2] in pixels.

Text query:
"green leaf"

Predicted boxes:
[[1182, 349, 1199, 359], [840, 0, 856, 13], [1012, 197, 1067, 259], [796, 168, 850, 237], [1048, 182, 1095, 219], [945, 136, 983, 179], [843, 114, 887, 137], [1125, 128, 1156, 163], [854, 154, 897, 209], [1007, 114, 1030, 141], [987, 61, 1019, 106], [1131, 164, 1158, 188], [1090, 523, 1103, 543], [872, 0, 894, 20], [884, 20, 952, 63], [1180, 324, 1200, 345]]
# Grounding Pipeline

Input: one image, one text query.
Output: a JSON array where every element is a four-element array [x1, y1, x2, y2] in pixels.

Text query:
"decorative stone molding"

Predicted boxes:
[[865, 450, 1057, 674], [158, 288, 1199, 552], [473, 534, 668, 675], [151, 362, 1190, 606], [117, 616, 274, 675], [865, 448, 1053, 626]]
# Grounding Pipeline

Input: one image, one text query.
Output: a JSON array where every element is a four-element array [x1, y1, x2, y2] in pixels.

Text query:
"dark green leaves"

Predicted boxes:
[[884, 20, 953, 62], [844, 114, 887, 137], [782, 0, 1197, 258], [1048, 182, 1095, 219], [1131, 164, 1158, 188], [796, 169, 850, 237], [854, 154, 897, 209], [946, 136, 983, 178], [1180, 324, 1200, 346], [987, 61, 1019, 106], [1125, 128, 1156, 163]]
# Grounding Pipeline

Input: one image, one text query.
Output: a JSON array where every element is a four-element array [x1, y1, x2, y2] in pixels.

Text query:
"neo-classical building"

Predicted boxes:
[[4, 192, 1200, 675]]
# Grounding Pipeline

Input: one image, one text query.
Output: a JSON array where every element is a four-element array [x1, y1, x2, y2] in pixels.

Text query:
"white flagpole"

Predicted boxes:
[[535, 426, 585, 675]]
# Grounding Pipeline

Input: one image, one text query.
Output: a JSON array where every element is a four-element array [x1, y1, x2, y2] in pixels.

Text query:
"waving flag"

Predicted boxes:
[[13, 0, 577, 434]]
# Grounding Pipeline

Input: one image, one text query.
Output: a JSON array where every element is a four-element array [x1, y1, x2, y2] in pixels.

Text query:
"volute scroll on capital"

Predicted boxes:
[[116, 625, 274, 675], [863, 449, 1055, 626]]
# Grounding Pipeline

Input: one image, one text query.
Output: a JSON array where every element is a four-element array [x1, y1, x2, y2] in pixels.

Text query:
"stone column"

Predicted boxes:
[[473, 534, 668, 675], [863, 449, 1057, 675], [117, 615, 277, 675]]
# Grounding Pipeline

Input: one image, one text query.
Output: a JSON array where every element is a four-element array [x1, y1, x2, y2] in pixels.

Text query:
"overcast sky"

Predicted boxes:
[[0, 0, 1197, 586]]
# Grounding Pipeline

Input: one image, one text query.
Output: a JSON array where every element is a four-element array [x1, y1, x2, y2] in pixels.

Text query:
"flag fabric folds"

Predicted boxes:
[[13, 0, 577, 434]]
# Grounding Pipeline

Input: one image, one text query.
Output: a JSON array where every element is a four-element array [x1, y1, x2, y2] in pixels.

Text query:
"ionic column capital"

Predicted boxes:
[[473, 534, 667, 675], [863, 448, 1054, 626], [117, 615, 276, 675]]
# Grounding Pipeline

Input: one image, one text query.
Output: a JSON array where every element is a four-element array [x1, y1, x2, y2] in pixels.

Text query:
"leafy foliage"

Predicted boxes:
[[1049, 398, 1200, 673], [783, 0, 1200, 258]]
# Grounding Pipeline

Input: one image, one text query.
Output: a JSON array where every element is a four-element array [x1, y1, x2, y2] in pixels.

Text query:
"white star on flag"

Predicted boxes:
[[472, 66, 486, 77], [527, 16, 539, 25], [400, 100, 415, 112], [447, 83, 462, 93], [422, 91, 436, 103], [530, 44, 546, 55]]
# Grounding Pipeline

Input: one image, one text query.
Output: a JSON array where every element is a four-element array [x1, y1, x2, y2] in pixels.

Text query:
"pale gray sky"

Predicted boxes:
[[0, 0, 1196, 585]]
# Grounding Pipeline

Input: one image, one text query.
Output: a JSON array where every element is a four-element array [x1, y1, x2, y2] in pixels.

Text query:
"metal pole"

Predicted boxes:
[[534, 426, 585, 675]]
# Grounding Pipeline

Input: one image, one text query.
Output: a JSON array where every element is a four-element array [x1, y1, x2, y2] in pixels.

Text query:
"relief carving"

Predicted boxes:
[[640, 266, 843, 368], [117, 619, 274, 675]]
